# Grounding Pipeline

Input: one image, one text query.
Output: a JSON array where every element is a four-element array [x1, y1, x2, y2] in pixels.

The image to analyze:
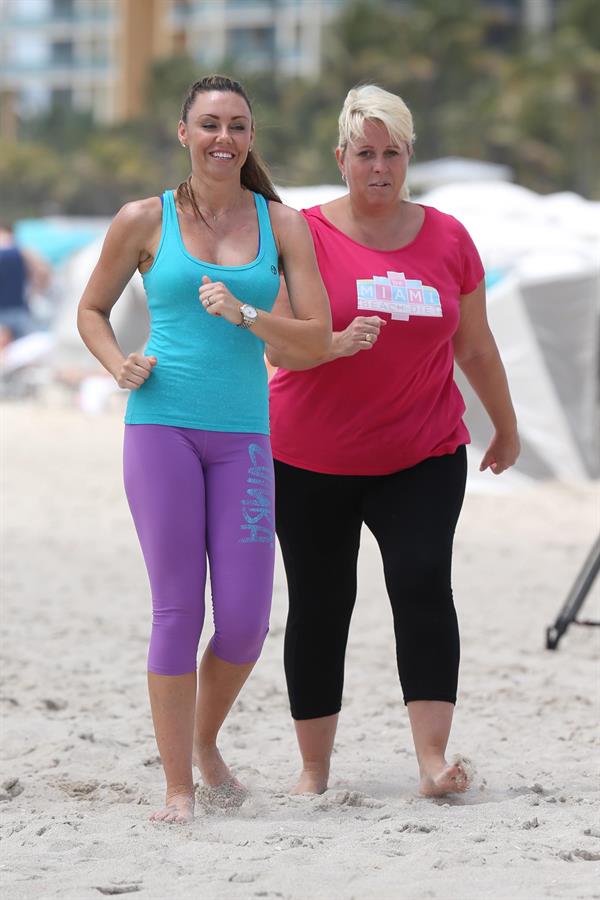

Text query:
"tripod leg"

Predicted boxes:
[[546, 535, 600, 650]]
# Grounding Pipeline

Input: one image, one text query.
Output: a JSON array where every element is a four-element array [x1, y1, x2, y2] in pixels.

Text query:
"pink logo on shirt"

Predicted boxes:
[[356, 271, 442, 320]]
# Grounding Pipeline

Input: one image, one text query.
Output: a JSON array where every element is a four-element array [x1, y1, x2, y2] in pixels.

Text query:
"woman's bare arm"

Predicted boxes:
[[453, 279, 520, 474], [77, 198, 161, 389]]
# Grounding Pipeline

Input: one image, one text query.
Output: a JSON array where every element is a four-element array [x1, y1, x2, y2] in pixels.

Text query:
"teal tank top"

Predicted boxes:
[[124, 189, 280, 434]]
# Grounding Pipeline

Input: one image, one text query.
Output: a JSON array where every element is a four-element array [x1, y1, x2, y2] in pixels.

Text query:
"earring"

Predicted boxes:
[[249, 146, 253, 152], [180, 141, 187, 148], [341, 172, 347, 183]]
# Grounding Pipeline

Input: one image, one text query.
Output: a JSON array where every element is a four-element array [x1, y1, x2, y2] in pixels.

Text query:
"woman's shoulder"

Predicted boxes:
[[116, 195, 163, 226], [268, 201, 314, 239], [268, 200, 304, 224], [108, 196, 163, 245], [419, 203, 470, 234], [300, 203, 325, 220], [312, 196, 345, 221], [418, 204, 482, 266]]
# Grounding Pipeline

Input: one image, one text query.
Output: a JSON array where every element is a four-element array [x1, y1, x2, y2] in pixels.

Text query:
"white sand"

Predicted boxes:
[[1, 401, 599, 900]]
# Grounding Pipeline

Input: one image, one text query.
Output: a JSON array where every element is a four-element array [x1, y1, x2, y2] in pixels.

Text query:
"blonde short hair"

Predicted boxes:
[[338, 84, 415, 199]]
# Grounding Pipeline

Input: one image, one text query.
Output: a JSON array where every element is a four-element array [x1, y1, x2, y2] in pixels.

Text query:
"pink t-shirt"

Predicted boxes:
[[269, 203, 485, 475]]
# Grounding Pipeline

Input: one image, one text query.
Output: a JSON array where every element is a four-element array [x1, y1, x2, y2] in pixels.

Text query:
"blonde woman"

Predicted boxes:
[[267, 85, 519, 797]]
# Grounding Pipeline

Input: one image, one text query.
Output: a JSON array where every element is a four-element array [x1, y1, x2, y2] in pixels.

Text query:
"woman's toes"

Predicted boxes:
[[149, 792, 195, 824]]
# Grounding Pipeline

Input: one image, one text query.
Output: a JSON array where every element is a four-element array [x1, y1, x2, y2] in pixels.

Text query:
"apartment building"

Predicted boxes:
[[170, 0, 344, 76], [0, 0, 344, 136]]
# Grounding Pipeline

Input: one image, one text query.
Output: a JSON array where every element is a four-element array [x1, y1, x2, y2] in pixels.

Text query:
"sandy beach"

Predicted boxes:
[[1, 399, 599, 900]]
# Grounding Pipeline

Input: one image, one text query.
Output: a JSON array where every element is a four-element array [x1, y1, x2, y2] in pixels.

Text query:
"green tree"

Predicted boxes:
[[489, 14, 600, 195], [62, 133, 164, 215], [0, 141, 64, 219]]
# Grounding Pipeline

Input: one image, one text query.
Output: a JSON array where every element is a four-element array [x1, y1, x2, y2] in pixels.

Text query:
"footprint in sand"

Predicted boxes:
[[142, 756, 161, 768], [530, 782, 547, 795], [228, 873, 257, 884], [559, 848, 600, 862], [57, 780, 99, 798], [48, 839, 79, 852], [105, 783, 137, 803], [315, 790, 384, 810], [265, 834, 315, 850], [94, 883, 142, 895], [0, 696, 19, 707], [264, 832, 284, 845], [0, 777, 24, 801], [42, 698, 68, 711], [396, 823, 436, 833]]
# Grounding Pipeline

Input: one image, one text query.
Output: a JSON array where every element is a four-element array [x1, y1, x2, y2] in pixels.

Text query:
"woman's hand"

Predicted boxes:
[[479, 429, 521, 475], [334, 316, 386, 358], [199, 276, 243, 325], [116, 353, 157, 390]]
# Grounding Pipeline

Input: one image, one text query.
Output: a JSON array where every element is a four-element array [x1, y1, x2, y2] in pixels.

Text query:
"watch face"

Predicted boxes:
[[241, 304, 258, 320]]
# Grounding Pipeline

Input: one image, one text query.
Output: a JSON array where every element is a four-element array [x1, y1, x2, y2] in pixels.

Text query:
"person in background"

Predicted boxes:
[[0, 223, 51, 349], [77, 74, 331, 824], [267, 84, 520, 798]]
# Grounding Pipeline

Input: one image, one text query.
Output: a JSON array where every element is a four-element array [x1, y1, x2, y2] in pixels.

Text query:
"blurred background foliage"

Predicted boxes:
[[2, 0, 599, 218]]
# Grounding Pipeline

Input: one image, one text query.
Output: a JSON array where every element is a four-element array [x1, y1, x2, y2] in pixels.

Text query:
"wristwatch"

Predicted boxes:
[[237, 303, 258, 329]]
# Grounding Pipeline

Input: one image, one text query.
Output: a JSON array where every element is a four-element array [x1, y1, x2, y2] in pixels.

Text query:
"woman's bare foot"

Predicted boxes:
[[290, 766, 329, 795], [419, 755, 472, 797], [149, 790, 195, 824], [192, 742, 248, 809], [193, 742, 241, 787]]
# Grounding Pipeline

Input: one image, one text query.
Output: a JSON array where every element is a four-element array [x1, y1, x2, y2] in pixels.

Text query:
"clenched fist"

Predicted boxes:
[[198, 275, 244, 326], [116, 353, 157, 390], [334, 316, 386, 358]]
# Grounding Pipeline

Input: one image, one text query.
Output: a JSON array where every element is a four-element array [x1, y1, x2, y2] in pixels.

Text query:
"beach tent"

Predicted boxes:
[[456, 267, 599, 481], [419, 183, 600, 480], [407, 156, 512, 193]]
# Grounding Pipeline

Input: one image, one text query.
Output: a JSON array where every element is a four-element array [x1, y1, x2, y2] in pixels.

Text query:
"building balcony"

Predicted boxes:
[[0, 59, 110, 81], [170, 0, 344, 22], [1, 11, 112, 31]]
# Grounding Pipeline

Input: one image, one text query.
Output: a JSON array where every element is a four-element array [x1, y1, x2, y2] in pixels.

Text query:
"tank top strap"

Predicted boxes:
[[254, 191, 268, 229], [150, 189, 180, 261], [162, 189, 178, 231], [253, 192, 278, 263]]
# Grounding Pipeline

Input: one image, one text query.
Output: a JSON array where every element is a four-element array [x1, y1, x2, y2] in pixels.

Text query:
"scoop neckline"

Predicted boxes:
[[171, 189, 265, 270], [313, 202, 429, 254]]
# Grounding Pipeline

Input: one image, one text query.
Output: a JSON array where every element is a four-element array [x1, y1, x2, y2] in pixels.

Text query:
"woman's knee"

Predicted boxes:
[[147, 611, 203, 675], [211, 619, 270, 665], [386, 549, 451, 598]]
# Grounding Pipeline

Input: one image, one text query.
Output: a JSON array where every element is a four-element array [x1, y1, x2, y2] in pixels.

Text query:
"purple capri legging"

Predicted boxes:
[[123, 424, 275, 675]]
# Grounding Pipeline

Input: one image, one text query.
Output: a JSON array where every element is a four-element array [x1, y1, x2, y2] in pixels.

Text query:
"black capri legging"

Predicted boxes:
[[274, 446, 467, 720]]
